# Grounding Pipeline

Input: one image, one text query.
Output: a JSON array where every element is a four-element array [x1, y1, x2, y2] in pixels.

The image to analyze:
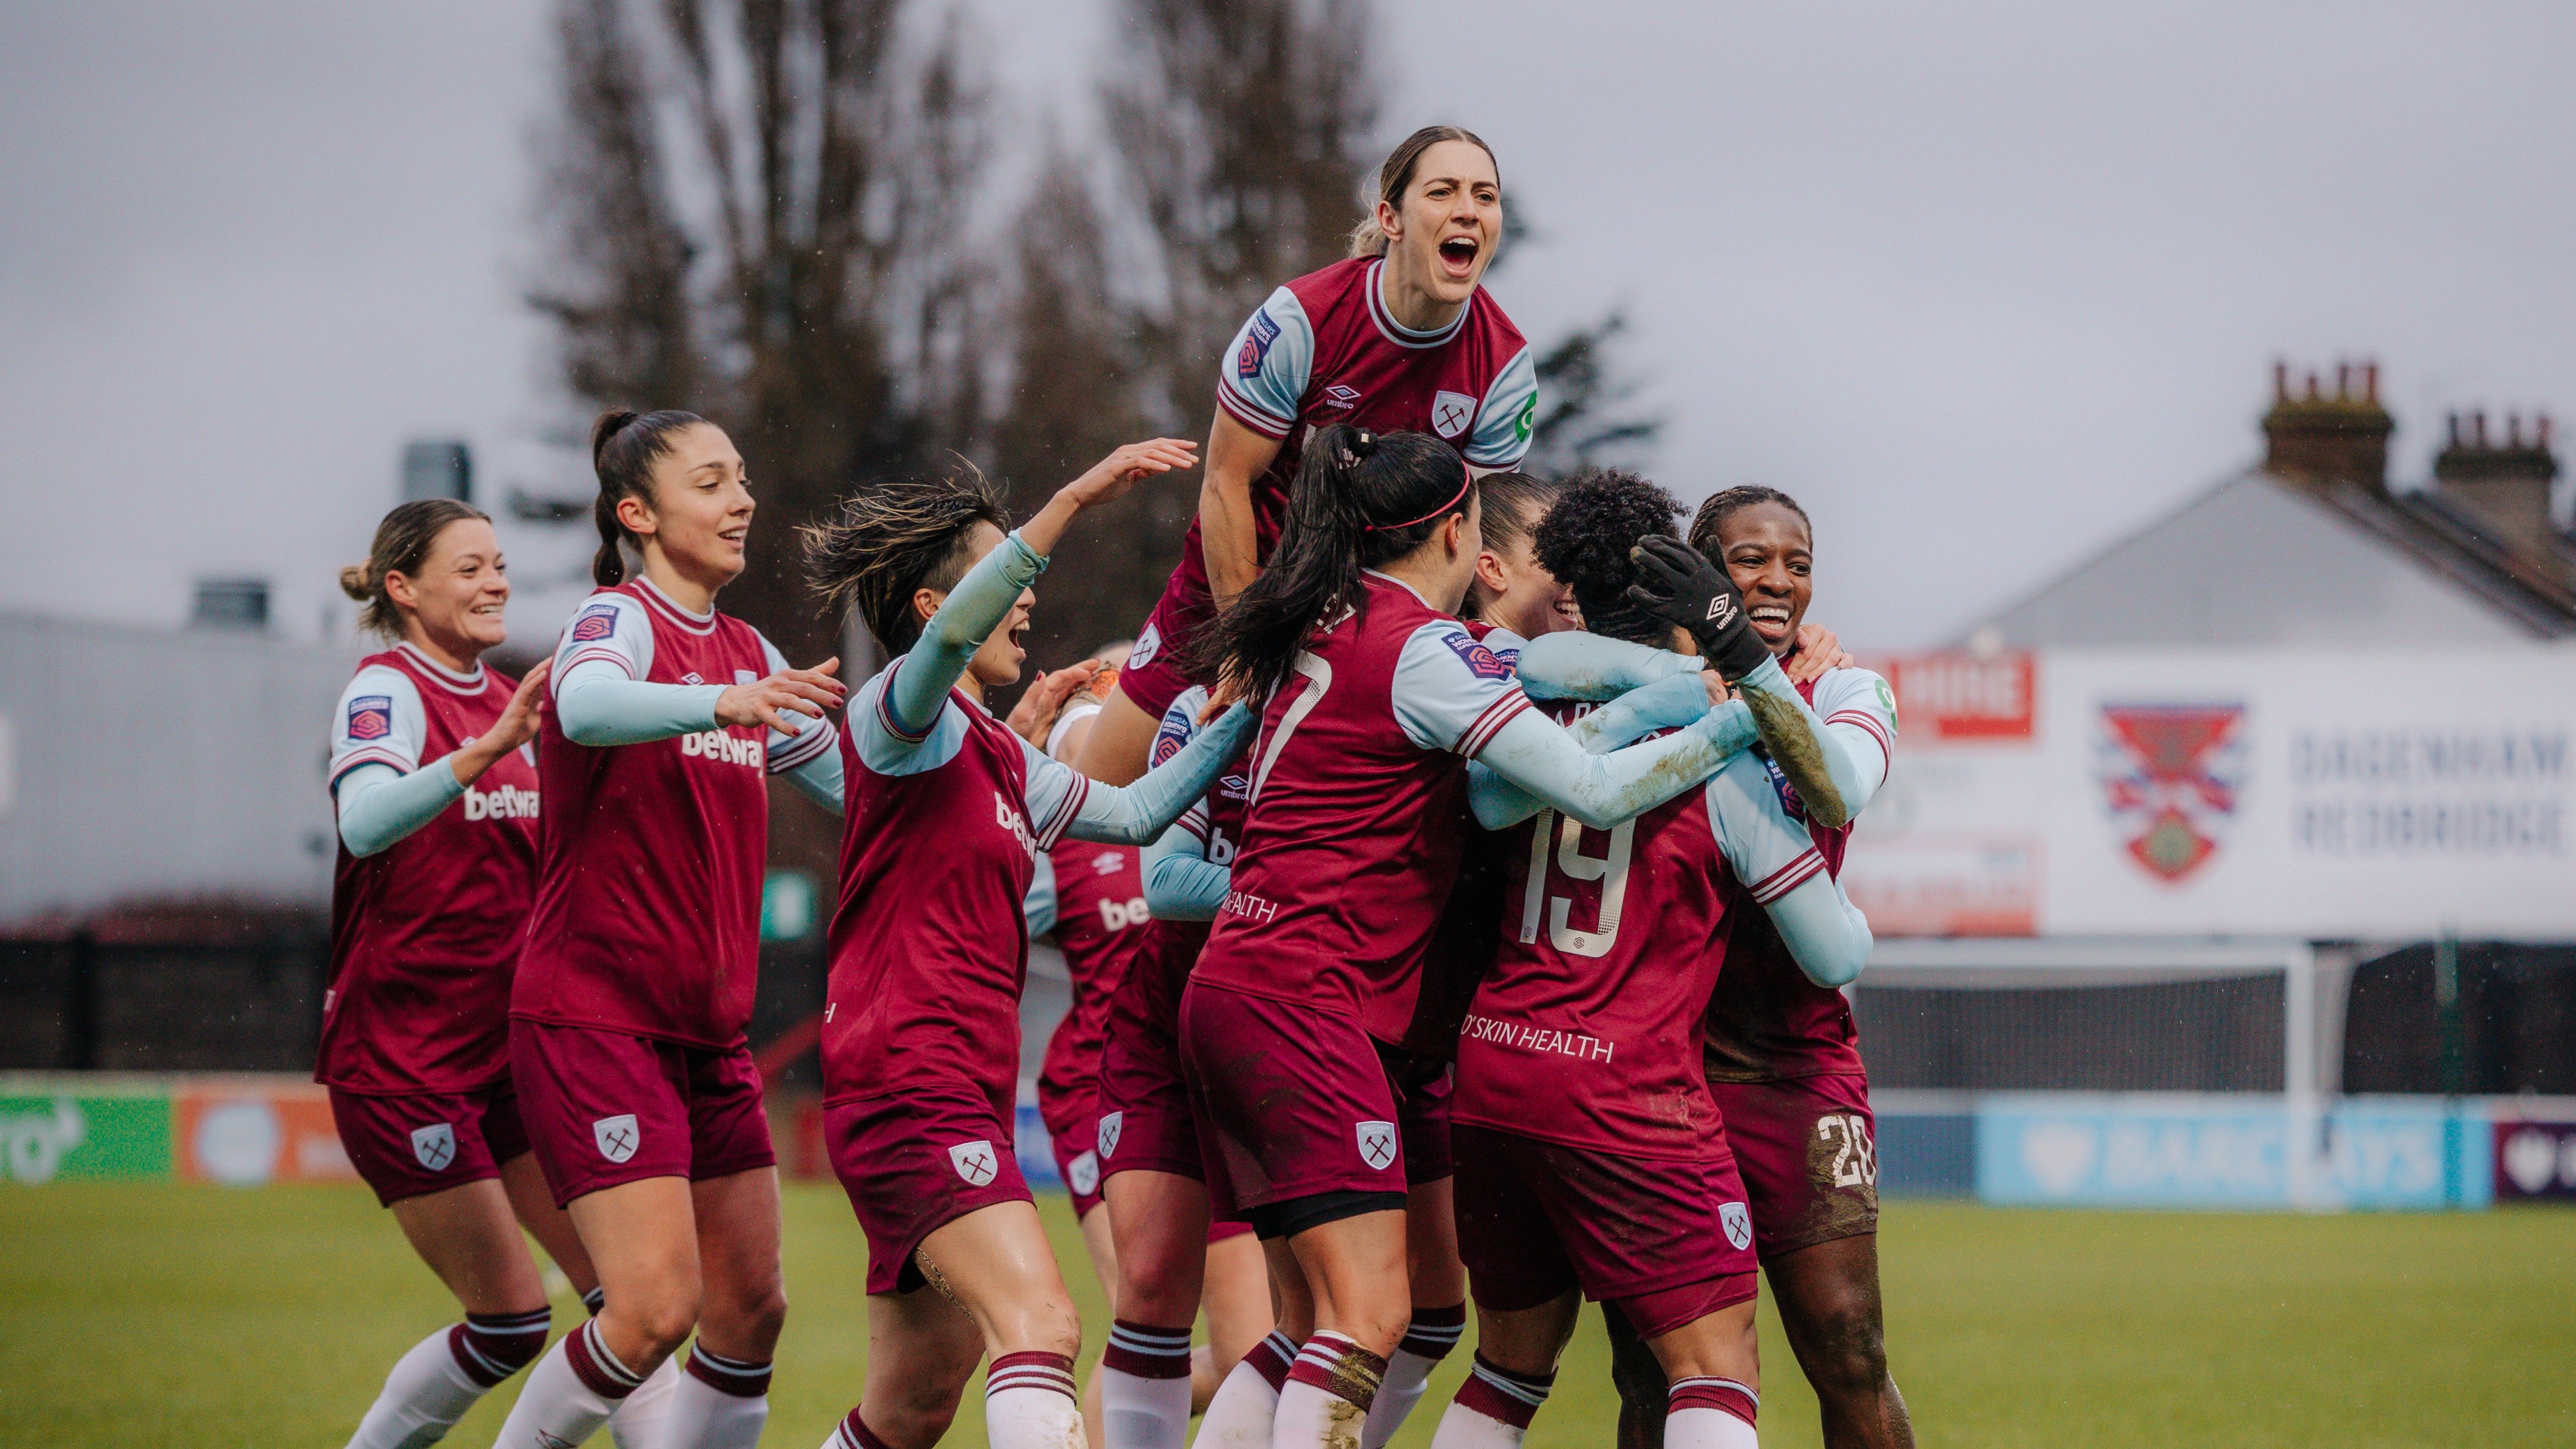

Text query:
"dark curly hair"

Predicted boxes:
[[1531, 469, 1684, 649]]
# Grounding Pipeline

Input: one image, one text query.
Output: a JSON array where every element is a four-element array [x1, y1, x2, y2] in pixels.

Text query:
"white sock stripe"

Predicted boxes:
[[833, 1420, 865, 1449], [686, 1347, 770, 1378], [1669, 1376, 1760, 1411], [988, 1366, 1079, 1395], [454, 1336, 513, 1379], [1470, 1363, 1549, 1407], [1404, 1322, 1465, 1344], [471, 1309, 555, 1329], [1262, 1332, 1300, 1357], [1108, 1325, 1196, 1353], [580, 1320, 644, 1387]]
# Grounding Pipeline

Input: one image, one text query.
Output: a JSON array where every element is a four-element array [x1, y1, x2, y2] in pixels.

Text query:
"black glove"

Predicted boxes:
[[1624, 535, 1774, 682]]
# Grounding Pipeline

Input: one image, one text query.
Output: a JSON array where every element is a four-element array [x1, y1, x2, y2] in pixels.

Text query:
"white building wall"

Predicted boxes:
[[0, 613, 354, 924]]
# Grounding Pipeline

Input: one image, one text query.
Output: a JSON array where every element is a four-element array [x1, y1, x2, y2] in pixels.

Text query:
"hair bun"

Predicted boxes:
[[337, 563, 372, 602], [1336, 429, 1378, 468]]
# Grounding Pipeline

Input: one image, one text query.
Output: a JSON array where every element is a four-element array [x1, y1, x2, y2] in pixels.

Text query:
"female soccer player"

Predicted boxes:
[[495, 410, 849, 1449], [1430, 471, 1876, 1449], [1603, 487, 1913, 1449], [804, 440, 1257, 1449], [1181, 426, 1787, 1449], [1460, 471, 1574, 643], [325, 498, 635, 1447], [1078, 125, 1538, 787]]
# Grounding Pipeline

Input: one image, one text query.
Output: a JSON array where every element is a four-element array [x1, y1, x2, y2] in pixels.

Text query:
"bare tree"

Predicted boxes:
[[1522, 312, 1663, 476], [990, 151, 1162, 666], [531, 0, 993, 892], [530, 0, 992, 666], [1101, 0, 1380, 426]]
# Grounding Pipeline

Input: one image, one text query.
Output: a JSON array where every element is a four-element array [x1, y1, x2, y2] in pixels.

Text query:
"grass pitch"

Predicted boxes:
[[3, 1183, 2568, 1447]]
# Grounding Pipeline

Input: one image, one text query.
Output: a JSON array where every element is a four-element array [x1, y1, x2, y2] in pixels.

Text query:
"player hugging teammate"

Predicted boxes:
[[316, 123, 1912, 1449]]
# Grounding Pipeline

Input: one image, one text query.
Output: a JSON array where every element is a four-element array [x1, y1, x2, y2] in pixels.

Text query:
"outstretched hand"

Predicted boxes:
[[1623, 536, 1772, 682], [1062, 438, 1201, 511], [715, 657, 845, 736]]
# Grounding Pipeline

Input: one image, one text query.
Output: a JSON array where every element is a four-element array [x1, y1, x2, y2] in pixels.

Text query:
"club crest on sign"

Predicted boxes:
[[1430, 391, 1477, 440], [1097, 1111, 1124, 1159], [1067, 1150, 1100, 1196], [592, 1113, 640, 1164], [949, 1139, 999, 1187], [410, 1122, 456, 1172], [1720, 1200, 1753, 1250], [1355, 1120, 1399, 1172], [2096, 703, 2247, 882]]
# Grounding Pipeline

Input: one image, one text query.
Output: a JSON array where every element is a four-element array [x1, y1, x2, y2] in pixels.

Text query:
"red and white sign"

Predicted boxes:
[[1846, 647, 2576, 937]]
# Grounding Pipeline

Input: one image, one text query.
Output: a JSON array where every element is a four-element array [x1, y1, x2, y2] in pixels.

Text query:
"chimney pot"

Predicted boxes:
[[2434, 398, 2563, 562], [2447, 413, 2461, 447], [2262, 358, 2394, 493], [2364, 361, 2380, 402]]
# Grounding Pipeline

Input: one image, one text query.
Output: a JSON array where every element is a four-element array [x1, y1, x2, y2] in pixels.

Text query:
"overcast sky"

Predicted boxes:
[[4, 0, 2572, 651]]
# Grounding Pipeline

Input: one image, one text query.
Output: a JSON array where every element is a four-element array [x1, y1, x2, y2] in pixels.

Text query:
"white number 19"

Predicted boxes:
[[1517, 808, 1635, 959]]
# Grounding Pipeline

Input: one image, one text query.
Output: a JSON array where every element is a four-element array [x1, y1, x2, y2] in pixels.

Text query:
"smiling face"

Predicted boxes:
[[1473, 520, 1579, 639], [387, 518, 509, 659], [1380, 139, 1503, 311], [616, 422, 753, 590], [1713, 501, 1814, 655]]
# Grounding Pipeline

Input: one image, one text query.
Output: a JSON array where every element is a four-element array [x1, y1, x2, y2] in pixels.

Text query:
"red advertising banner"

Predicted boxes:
[[1874, 652, 2037, 740]]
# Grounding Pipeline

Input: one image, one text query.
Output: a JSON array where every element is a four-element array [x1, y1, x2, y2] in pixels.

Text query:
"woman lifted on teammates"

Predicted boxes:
[[801, 440, 1255, 1449], [495, 410, 850, 1449], [1605, 487, 1914, 1449], [1079, 125, 1539, 787], [1180, 426, 1817, 1449], [324, 499, 670, 1447], [1427, 472, 1877, 1449]]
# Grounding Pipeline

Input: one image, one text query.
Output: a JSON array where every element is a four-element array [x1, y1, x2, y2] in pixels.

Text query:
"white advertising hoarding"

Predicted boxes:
[[1845, 649, 2576, 939]]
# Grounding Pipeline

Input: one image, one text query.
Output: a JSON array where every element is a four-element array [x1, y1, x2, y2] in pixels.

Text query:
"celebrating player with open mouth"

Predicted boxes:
[[1076, 125, 1539, 788], [802, 441, 1254, 1449], [496, 410, 848, 1449], [1181, 427, 1785, 1449], [324, 498, 669, 1447], [1431, 471, 1877, 1449], [1604, 487, 1912, 1449]]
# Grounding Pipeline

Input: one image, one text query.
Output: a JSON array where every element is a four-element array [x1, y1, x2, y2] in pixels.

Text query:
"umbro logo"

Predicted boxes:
[[1707, 595, 1736, 625], [1322, 385, 1363, 409]]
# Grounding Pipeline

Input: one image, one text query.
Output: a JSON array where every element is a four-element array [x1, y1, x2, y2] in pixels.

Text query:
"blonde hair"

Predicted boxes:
[[1346, 125, 1501, 258], [339, 498, 491, 639]]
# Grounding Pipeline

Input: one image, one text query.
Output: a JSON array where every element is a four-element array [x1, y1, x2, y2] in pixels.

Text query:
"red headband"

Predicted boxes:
[[1365, 462, 1474, 533]]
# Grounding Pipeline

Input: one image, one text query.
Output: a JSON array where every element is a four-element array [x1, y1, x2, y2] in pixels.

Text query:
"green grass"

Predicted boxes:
[[2, 1184, 2569, 1447]]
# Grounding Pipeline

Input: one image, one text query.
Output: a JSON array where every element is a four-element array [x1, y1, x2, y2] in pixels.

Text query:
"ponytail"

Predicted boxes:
[[588, 407, 707, 585], [1198, 426, 1471, 702], [339, 498, 491, 639]]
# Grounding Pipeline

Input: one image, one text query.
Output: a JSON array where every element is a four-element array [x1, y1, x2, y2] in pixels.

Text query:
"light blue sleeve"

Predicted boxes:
[[1464, 344, 1539, 469], [1514, 631, 1702, 702], [1213, 287, 1315, 439], [1706, 752, 1874, 987], [1466, 673, 1728, 826], [1024, 854, 1059, 938], [1468, 699, 1760, 832], [334, 761, 465, 858], [778, 743, 844, 813], [1732, 652, 1868, 830], [1141, 810, 1231, 921], [1051, 704, 1259, 847], [554, 659, 724, 747], [877, 531, 1046, 746]]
